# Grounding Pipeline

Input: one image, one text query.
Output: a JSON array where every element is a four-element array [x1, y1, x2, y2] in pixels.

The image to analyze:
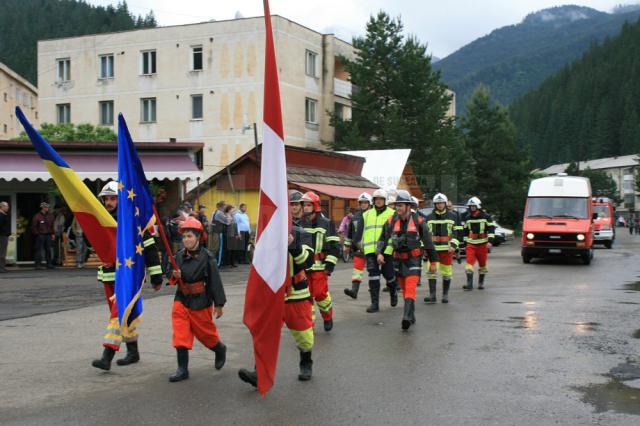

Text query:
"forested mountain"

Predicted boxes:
[[436, 5, 640, 112], [0, 0, 156, 84], [509, 18, 640, 167]]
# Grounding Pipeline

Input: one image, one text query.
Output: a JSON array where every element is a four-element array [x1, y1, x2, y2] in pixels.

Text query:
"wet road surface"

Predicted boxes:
[[1, 232, 639, 425]]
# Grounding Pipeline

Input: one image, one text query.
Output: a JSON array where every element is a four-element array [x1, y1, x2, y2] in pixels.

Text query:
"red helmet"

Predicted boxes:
[[178, 216, 204, 234], [300, 191, 321, 212]]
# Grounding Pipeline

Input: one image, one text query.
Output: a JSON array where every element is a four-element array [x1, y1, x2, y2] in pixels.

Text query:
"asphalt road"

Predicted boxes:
[[1, 233, 640, 425]]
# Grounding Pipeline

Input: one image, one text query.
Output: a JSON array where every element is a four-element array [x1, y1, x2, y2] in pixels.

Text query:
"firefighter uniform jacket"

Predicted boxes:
[[362, 206, 395, 255], [424, 208, 462, 252], [377, 212, 439, 276], [97, 231, 163, 285], [301, 213, 340, 274], [461, 210, 495, 245], [168, 247, 226, 311], [343, 208, 367, 255], [286, 226, 315, 303]]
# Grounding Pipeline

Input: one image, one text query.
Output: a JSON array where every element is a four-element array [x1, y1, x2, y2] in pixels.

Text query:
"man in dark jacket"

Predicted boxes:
[[30, 202, 55, 269], [0, 201, 10, 273]]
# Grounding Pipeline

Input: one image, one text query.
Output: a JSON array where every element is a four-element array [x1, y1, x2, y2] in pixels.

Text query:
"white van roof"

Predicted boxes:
[[528, 175, 592, 197]]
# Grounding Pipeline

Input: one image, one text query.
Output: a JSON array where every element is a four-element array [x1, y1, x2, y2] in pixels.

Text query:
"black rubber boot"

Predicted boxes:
[[388, 281, 398, 307], [463, 271, 474, 290], [323, 318, 333, 332], [116, 341, 140, 366], [425, 279, 437, 303], [238, 369, 258, 388], [298, 350, 313, 381], [442, 278, 451, 303], [478, 274, 486, 290], [344, 281, 360, 299], [210, 341, 227, 370], [402, 298, 415, 330], [169, 347, 189, 382], [92, 346, 116, 371], [366, 283, 380, 313]]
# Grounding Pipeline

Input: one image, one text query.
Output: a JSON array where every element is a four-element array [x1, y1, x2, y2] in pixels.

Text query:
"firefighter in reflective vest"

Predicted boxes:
[[361, 189, 398, 312], [238, 225, 316, 387], [92, 181, 163, 371], [299, 191, 339, 332], [424, 193, 461, 304], [461, 197, 495, 290], [343, 192, 372, 299], [167, 217, 227, 382], [377, 190, 438, 330]]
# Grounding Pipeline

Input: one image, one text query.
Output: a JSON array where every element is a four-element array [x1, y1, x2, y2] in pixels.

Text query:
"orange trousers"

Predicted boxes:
[[102, 282, 137, 350], [307, 271, 333, 321], [466, 243, 489, 271], [396, 275, 420, 301], [171, 301, 220, 350], [352, 255, 366, 283]]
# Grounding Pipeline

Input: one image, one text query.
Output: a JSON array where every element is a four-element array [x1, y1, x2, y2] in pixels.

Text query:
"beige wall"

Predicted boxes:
[[37, 16, 354, 179], [1, 63, 38, 138]]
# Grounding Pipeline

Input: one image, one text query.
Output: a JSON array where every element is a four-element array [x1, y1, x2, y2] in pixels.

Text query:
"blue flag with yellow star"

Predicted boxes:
[[115, 114, 156, 337]]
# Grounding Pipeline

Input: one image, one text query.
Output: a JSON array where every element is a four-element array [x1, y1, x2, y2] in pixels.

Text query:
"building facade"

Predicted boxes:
[[1, 62, 38, 139], [37, 15, 354, 179]]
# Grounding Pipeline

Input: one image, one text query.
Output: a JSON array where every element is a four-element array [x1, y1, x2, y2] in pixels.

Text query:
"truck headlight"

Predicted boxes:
[[526, 233, 534, 240], [577, 234, 585, 241]]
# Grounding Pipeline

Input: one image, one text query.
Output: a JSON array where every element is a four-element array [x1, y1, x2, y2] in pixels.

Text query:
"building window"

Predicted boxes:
[[141, 50, 156, 75], [57, 58, 70, 81], [3, 93, 6, 102], [99, 101, 114, 125], [191, 94, 203, 120], [56, 104, 70, 124], [192, 46, 203, 71], [334, 102, 344, 119], [99, 54, 114, 79], [305, 98, 317, 123], [3, 124, 7, 133], [305, 50, 317, 77], [140, 97, 156, 123]]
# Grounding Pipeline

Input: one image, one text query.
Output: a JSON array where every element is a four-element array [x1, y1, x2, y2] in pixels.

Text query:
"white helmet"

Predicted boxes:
[[358, 192, 373, 204], [410, 196, 419, 207], [433, 193, 448, 204], [386, 188, 398, 204], [466, 196, 482, 208], [99, 181, 119, 198], [372, 189, 388, 204]]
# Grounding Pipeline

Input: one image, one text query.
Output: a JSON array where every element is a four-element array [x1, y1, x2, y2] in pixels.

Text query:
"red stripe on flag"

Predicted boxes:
[[73, 211, 116, 264], [244, 266, 286, 395], [262, 0, 284, 139]]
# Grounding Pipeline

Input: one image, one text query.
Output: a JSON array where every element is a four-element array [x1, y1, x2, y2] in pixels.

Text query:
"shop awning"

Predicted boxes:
[[292, 182, 378, 199], [0, 152, 201, 182]]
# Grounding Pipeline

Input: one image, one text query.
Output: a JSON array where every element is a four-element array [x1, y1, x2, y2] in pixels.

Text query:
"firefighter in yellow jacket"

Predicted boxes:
[[92, 181, 163, 371]]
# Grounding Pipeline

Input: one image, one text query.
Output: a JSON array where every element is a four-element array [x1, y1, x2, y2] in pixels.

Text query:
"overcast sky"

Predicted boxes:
[[88, 0, 629, 58]]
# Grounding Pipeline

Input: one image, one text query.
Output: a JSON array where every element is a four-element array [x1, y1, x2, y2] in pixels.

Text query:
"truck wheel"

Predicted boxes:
[[604, 240, 613, 249], [582, 253, 592, 265], [522, 255, 531, 264]]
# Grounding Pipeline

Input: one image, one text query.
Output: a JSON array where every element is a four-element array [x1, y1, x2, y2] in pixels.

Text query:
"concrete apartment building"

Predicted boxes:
[[1, 62, 38, 139], [37, 15, 355, 179]]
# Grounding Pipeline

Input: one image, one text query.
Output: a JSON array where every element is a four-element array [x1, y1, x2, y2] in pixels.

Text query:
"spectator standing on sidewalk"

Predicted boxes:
[[233, 204, 250, 264], [71, 216, 86, 268], [0, 201, 10, 273], [31, 202, 55, 269]]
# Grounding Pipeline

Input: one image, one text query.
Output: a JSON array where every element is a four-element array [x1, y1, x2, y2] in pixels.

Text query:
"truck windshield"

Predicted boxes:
[[593, 204, 610, 218], [526, 197, 589, 219]]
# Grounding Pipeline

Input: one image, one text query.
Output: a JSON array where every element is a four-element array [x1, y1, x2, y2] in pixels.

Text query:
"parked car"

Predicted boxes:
[[493, 223, 514, 246]]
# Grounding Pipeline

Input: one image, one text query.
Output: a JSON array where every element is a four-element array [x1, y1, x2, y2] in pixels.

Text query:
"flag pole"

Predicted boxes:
[[152, 204, 182, 285]]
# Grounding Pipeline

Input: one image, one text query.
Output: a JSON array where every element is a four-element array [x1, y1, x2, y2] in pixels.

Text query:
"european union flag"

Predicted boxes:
[[115, 114, 156, 337]]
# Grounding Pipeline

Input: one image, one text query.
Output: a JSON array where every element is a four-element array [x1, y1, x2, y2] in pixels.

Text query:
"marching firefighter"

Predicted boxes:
[[299, 191, 339, 331], [343, 192, 372, 299], [167, 217, 227, 382], [92, 181, 163, 371], [238, 225, 316, 387], [424, 193, 461, 303], [362, 189, 398, 312], [461, 197, 495, 290], [377, 190, 438, 330], [289, 190, 304, 224]]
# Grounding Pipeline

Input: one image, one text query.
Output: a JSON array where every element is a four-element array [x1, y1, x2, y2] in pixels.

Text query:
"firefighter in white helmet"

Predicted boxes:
[[343, 192, 372, 299], [461, 197, 495, 290], [423, 193, 462, 303]]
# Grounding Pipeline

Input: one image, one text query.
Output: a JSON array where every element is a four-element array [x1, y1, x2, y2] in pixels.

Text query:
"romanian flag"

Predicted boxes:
[[242, 0, 291, 396], [114, 114, 155, 337], [15, 107, 116, 264]]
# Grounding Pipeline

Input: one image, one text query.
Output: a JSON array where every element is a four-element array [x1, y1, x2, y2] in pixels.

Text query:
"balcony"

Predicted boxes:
[[333, 78, 352, 99]]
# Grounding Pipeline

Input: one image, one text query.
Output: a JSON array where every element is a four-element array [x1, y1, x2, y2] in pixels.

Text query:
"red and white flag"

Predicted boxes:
[[242, 0, 290, 396]]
